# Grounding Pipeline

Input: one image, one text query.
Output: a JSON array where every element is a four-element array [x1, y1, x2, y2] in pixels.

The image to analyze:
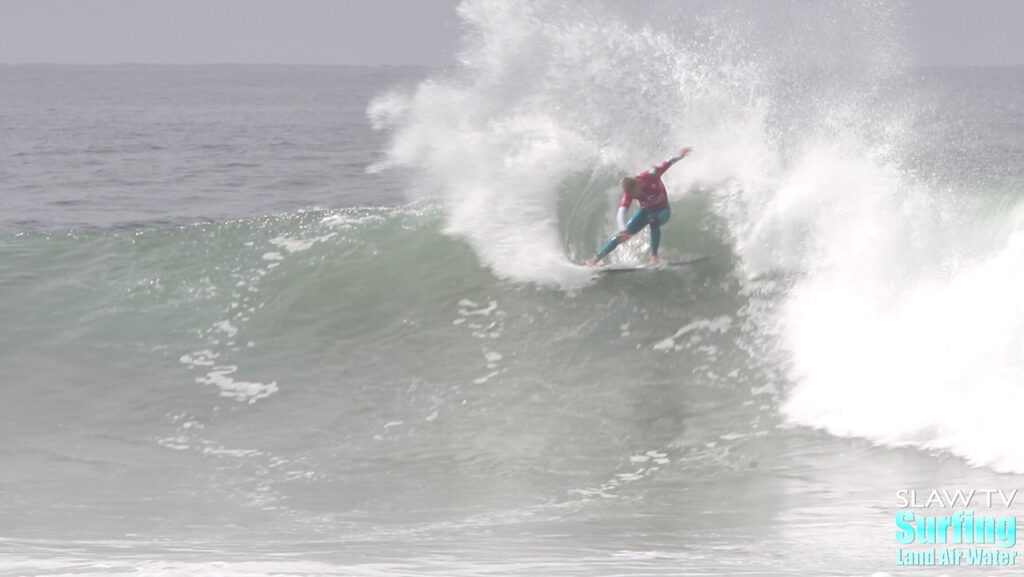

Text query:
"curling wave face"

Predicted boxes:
[[370, 0, 1024, 472]]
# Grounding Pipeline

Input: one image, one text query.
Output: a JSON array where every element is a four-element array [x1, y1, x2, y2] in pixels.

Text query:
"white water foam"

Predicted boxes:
[[195, 365, 278, 404], [725, 116, 1024, 471], [777, 188, 1024, 472], [269, 233, 336, 253], [653, 316, 733, 352]]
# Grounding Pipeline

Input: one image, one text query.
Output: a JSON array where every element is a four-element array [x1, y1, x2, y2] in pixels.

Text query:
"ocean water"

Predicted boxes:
[[4, 1, 1024, 576]]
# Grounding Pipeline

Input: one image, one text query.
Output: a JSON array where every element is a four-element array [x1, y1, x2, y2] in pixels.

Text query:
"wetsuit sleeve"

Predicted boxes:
[[616, 206, 628, 231], [617, 193, 632, 231]]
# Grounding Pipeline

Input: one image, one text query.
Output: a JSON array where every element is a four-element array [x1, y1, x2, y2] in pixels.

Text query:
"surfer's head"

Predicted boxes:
[[621, 176, 641, 195]]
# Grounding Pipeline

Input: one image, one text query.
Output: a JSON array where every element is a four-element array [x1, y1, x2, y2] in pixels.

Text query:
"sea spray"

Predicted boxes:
[[372, 0, 1024, 472], [368, 0, 774, 285], [706, 9, 1024, 472]]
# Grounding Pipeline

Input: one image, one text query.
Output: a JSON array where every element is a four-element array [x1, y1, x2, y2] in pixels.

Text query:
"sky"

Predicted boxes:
[[0, 0, 462, 66], [908, 0, 1024, 66], [1, 0, 1024, 67]]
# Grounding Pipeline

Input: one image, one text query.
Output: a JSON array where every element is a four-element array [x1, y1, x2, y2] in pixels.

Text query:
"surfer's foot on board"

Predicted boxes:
[[650, 255, 660, 265], [586, 257, 602, 267]]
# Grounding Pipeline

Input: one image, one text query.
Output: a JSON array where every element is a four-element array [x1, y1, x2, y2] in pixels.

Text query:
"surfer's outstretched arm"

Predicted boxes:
[[649, 147, 693, 177], [586, 147, 692, 267]]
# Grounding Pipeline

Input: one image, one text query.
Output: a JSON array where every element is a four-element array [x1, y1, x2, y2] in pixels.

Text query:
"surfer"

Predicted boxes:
[[587, 147, 692, 266]]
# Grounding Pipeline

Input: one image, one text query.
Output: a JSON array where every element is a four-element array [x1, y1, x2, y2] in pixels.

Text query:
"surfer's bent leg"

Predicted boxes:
[[595, 209, 652, 260], [625, 208, 652, 235], [648, 206, 671, 256], [595, 236, 619, 261]]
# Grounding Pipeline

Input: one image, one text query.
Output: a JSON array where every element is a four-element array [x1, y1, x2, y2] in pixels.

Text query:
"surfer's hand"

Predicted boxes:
[[679, 147, 693, 158], [617, 231, 633, 242]]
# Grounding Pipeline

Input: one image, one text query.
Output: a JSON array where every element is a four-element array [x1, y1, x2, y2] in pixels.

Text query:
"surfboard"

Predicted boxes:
[[591, 254, 716, 275]]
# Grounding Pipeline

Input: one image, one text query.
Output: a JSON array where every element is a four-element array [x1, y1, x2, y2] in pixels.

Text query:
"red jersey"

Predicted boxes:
[[619, 158, 678, 212]]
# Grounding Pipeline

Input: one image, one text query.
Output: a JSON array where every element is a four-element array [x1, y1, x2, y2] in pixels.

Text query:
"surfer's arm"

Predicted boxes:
[[649, 147, 693, 176]]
